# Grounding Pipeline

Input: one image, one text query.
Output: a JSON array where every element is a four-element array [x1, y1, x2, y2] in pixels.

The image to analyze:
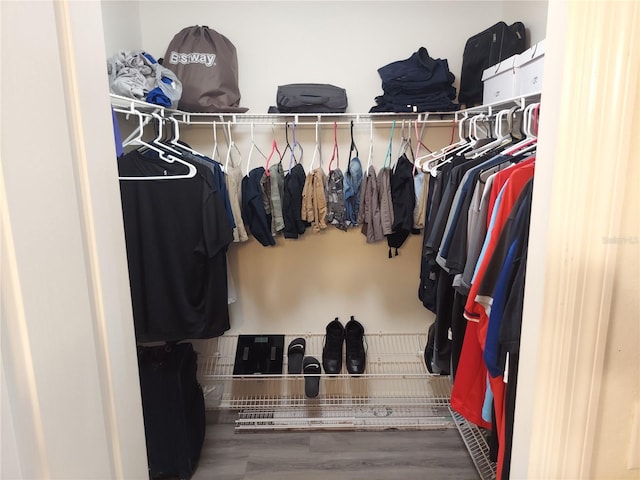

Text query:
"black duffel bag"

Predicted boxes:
[[272, 83, 348, 113]]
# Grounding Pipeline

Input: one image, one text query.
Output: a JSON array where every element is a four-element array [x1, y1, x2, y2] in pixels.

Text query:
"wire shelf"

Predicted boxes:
[[235, 404, 454, 432], [197, 333, 451, 411], [109, 93, 452, 126], [450, 408, 497, 480], [110, 92, 541, 127]]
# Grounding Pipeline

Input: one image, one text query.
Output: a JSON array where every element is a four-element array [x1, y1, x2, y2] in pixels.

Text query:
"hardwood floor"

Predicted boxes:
[[191, 411, 480, 480]]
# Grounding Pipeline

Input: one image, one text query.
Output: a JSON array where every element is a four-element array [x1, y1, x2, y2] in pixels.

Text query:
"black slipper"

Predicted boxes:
[[287, 337, 306, 374], [303, 356, 321, 398]]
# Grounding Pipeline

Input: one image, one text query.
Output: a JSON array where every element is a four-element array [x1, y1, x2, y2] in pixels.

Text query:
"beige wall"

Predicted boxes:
[[101, 0, 142, 56], [227, 228, 429, 335], [135, 1, 505, 113], [501, 0, 549, 45]]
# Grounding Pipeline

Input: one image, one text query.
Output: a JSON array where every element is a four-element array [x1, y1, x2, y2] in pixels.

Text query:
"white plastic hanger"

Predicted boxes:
[[366, 121, 374, 170], [414, 115, 430, 158], [211, 121, 222, 162], [224, 121, 242, 174], [309, 121, 322, 171], [466, 108, 512, 158], [246, 123, 268, 176], [382, 120, 396, 169], [168, 116, 200, 155], [415, 113, 469, 170], [502, 103, 539, 155], [265, 122, 282, 174], [413, 117, 431, 175], [119, 108, 197, 181], [289, 122, 303, 174], [509, 103, 540, 156], [395, 120, 408, 164], [402, 120, 414, 160], [328, 121, 340, 172], [469, 113, 485, 142], [390, 119, 412, 171], [149, 112, 183, 156], [279, 122, 301, 174], [420, 115, 476, 175], [506, 105, 523, 141]]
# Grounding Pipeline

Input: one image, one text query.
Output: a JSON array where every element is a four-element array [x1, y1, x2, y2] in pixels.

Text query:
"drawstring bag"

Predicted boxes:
[[162, 25, 248, 113]]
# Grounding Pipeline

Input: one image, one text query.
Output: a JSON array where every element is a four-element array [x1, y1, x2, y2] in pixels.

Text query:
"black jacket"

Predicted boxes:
[[386, 154, 416, 253], [282, 163, 307, 239], [242, 167, 275, 246]]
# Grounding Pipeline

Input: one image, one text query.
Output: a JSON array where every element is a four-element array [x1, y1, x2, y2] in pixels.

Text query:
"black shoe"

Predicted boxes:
[[345, 316, 366, 375], [322, 318, 344, 375]]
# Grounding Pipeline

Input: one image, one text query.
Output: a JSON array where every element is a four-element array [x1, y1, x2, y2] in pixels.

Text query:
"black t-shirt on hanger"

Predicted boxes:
[[118, 150, 233, 342]]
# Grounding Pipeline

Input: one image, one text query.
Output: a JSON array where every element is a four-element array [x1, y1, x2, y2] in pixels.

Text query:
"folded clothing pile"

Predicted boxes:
[[107, 50, 182, 108], [370, 47, 459, 113]]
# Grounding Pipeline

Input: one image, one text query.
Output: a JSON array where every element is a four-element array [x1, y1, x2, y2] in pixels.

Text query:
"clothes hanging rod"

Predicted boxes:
[[174, 116, 456, 128], [454, 91, 542, 121], [112, 109, 454, 130]]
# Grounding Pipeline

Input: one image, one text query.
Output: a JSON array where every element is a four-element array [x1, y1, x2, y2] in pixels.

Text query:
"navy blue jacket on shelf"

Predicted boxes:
[[370, 47, 459, 113]]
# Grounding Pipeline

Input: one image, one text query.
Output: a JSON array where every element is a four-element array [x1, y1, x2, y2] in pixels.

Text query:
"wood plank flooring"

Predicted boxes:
[[191, 411, 479, 480]]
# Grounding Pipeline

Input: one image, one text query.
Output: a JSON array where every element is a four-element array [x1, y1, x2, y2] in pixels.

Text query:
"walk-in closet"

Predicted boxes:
[[2, 1, 638, 480]]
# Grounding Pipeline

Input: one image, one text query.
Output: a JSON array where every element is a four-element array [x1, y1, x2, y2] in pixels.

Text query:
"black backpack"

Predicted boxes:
[[458, 21, 526, 107]]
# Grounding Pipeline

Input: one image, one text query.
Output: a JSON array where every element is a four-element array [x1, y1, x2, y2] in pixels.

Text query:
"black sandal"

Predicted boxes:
[[287, 337, 306, 374], [303, 356, 321, 398]]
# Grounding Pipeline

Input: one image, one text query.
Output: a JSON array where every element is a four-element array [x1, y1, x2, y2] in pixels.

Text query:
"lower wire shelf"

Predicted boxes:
[[236, 404, 454, 431], [450, 408, 497, 480], [196, 333, 496, 479], [197, 333, 449, 413]]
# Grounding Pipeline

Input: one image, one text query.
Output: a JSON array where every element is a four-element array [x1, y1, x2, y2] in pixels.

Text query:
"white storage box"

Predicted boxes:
[[481, 55, 517, 105], [514, 39, 545, 95]]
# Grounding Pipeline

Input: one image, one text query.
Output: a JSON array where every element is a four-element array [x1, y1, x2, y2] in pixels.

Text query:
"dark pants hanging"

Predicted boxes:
[[489, 403, 499, 463], [434, 269, 454, 374], [501, 351, 519, 480], [451, 291, 468, 378]]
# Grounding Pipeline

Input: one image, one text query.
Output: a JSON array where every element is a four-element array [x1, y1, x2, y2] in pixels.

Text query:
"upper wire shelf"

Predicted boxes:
[[110, 92, 541, 127]]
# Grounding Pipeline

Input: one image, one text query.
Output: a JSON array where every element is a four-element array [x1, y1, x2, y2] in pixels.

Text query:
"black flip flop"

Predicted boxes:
[[287, 337, 306, 374], [303, 356, 321, 398]]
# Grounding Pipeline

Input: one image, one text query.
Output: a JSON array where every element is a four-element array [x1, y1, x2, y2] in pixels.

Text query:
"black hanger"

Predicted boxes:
[[348, 120, 359, 162], [279, 122, 293, 164]]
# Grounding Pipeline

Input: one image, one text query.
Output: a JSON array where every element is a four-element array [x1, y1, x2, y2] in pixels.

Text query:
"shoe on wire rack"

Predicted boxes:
[[345, 316, 366, 375], [322, 318, 344, 375]]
